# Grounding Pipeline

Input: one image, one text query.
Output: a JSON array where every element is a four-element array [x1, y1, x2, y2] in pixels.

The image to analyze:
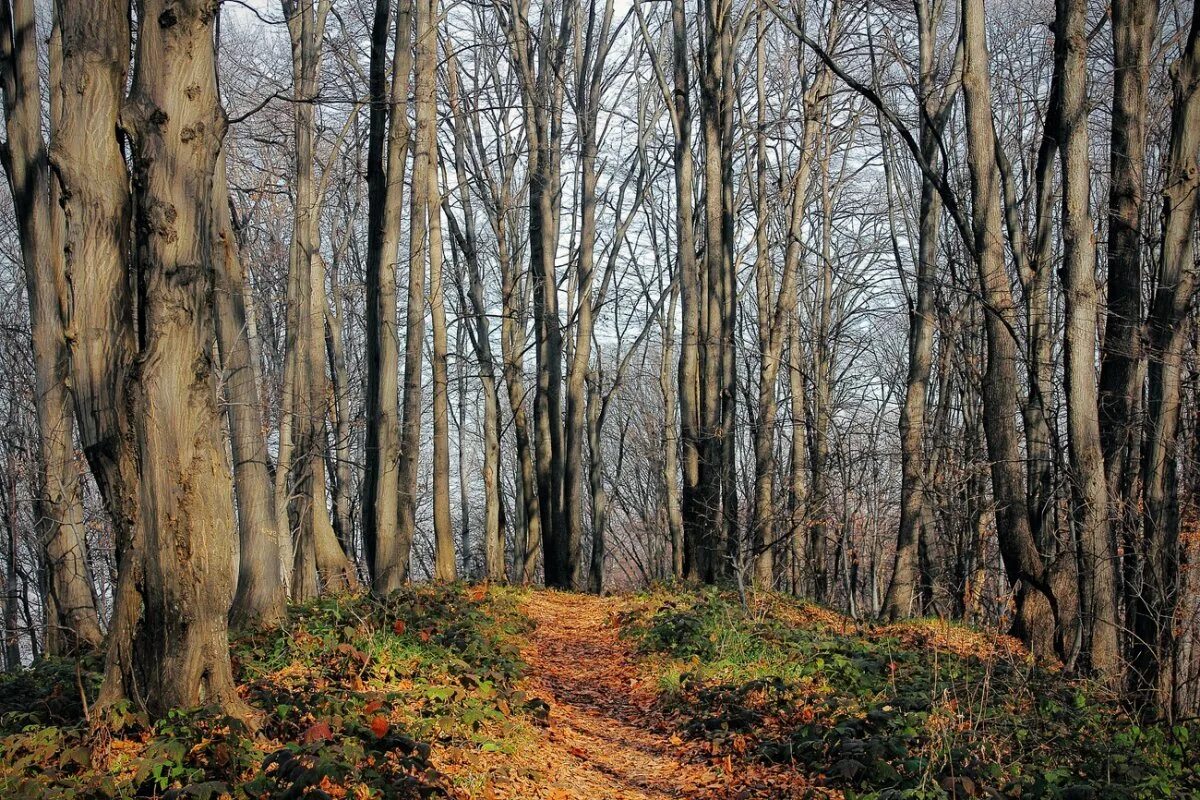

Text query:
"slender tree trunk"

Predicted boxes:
[[213, 148, 286, 626], [788, 321, 809, 595], [587, 375, 608, 593], [1100, 0, 1156, 672], [1134, 1, 1200, 718], [283, 0, 356, 600], [445, 54, 504, 581], [365, 0, 412, 594], [696, 0, 733, 584], [1054, 0, 1119, 678], [960, 0, 1060, 660], [418, 0, 455, 581], [398, 0, 434, 583], [661, 280, 685, 579], [883, 0, 946, 620]]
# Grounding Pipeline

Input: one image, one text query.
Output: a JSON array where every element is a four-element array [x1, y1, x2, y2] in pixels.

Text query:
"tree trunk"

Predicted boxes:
[[1100, 0, 1156, 674], [53, 0, 140, 672], [97, 0, 249, 718], [365, 0, 412, 593], [213, 148, 286, 627], [445, 53, 505, 582], [1134, 1, 1200, 718], [883, 0, 946, 620], [960, 0, 1061, 660], [283, 0, 356, 600], [1053, 0, 1119, 678], [417, 0, 455, 582], [0, 0, 102, 653]]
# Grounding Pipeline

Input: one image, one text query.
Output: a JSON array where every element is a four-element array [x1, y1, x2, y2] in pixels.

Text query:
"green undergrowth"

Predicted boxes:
[[620, 586, 1199, 800], [0, 583, 542, 799]]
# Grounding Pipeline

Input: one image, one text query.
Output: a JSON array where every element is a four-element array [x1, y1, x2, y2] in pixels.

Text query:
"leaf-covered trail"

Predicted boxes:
[[516, 591, 721, 799], [512, 591, 817, 800]]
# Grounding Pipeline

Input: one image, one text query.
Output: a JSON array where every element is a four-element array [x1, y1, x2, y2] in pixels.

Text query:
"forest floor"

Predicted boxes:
[[504, 591, 820, 800], [0, 584, 1194, 799]]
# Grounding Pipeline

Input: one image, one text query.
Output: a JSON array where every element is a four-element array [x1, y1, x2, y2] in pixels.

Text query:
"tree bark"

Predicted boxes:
[[417, 0, 455, 582], [1134, 1, 1200, 718], [883, 0, 949, 620], [0, 0, 102, 653], [365, 0, 412, 594], [1053, 0, 1119, 678], [97, 0, 250, 718], [960, 0, 1061, 660], [213, 148, 286, 627]]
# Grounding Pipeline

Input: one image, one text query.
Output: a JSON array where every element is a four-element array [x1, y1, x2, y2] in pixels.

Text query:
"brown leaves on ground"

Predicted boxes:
[[468, 591, 829, 800]]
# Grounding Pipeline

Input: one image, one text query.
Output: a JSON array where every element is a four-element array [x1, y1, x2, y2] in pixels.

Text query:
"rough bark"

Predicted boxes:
[[0, 0, 102, 653], [97, 0, 250, 718]]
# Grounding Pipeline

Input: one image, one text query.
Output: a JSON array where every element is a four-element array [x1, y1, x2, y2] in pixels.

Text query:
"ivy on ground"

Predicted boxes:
[[621, 586, 1199, 800], [0, 583, 540, 799]]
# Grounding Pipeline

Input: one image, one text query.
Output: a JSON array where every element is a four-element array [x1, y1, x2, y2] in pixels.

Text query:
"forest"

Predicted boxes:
[[0, 0, 1198, 795]]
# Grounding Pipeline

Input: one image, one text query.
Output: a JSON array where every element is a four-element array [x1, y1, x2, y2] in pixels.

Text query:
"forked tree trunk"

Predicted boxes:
[[1134, 1, 1200, 718], [97, 0, 249, 718], [444, 53, 504, 581], [960, 0, 1061, 660], [283, 0, 356, 600], [0, 0, 102, 653], [1053, 0, 1119, 678], [364, 0, 411, 593], [418, 0, 455, 581]]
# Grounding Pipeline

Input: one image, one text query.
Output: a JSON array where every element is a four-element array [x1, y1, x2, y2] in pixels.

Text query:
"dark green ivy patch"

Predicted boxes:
[[620, 587, 1200, 800], [0, 583, 540, 799]]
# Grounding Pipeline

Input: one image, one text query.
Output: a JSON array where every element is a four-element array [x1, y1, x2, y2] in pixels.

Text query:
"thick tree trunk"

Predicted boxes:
[[0, 0, 102, 654], [1134, 2, 1200, 718], [53, 0, 139, 663], [97, 0, 249, 718]]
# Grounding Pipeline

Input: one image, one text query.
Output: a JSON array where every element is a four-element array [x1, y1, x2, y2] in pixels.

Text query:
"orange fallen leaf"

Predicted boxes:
[[369, 715, 389, 738], [392, 619, 406, 635], [301, 720, 334, 744]]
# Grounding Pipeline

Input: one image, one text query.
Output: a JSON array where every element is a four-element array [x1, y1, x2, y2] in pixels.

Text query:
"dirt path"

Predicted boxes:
[[514, 591, 728, 800]]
